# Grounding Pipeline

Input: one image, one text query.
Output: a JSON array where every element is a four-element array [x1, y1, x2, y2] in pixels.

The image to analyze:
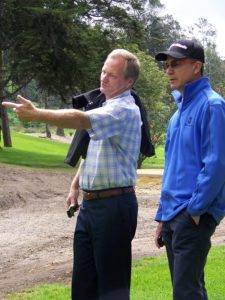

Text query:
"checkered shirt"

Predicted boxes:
[[79, 90, 142, 190]]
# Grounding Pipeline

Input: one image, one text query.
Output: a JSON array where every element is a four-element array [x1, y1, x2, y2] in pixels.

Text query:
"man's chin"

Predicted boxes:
[[170, 83, 178, 90], [100, 86, 106, 93]]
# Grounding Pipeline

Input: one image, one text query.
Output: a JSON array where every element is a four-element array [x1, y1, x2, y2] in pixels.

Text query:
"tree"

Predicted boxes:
[[0, 0, 35, 146], [0, 1, 110, 141], [134, 47, 173, 145], [204, 48, 225, 96], [136, 0, 182, 55], [184, 18, 216, 50], [2, 0, 146, 140], [183, 18, 225, 96], [1, 0, 190, 150]]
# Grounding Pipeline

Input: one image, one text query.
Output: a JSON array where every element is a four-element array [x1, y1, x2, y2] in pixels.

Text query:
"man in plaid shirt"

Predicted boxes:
[[3, 49, 142, 300]]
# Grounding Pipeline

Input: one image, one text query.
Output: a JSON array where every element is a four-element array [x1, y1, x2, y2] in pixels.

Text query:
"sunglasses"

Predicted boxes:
[[163, 58, 197, 70]]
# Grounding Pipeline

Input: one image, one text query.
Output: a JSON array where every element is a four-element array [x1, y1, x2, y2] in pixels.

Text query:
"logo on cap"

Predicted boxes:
[[169, 43, 188, 50]]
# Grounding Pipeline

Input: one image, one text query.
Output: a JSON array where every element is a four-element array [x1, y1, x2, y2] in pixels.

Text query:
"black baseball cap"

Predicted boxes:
[[155, 39, 205, 63]]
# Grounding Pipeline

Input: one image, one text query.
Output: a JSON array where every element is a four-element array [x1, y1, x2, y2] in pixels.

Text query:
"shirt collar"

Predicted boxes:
[[107, 90, 131, 101]]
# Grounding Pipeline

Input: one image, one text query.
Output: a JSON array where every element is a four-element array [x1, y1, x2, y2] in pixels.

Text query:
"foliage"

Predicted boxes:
[[139, 4, 183, 55], [184, 18, 216, 50], [8, 2, 108, 100], [204, 48, 225, 96], [2, 0, 225, 150], [132, 47, 173, 147], [147, 14, 182, 54], [0, 0, 147, 146], [183, 18, 225, 97], [6, 0, 147, 101]]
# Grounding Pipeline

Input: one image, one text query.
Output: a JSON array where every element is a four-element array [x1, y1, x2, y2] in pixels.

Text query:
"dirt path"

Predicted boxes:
[[0, 165, 224, 299]]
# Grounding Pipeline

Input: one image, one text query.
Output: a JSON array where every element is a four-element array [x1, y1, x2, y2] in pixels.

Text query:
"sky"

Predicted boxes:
[[160, 0, 225, 58]]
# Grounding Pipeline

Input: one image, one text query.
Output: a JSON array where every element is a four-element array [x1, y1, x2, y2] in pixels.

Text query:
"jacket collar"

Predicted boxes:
[[172, 77, 210, 110]]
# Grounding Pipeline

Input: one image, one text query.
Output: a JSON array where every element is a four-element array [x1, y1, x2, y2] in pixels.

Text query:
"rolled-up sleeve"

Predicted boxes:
[[86, 104, 129, 140]]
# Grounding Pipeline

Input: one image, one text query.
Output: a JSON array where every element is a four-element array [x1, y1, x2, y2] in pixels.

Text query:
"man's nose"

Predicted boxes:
[[101, 73, 109, 82], [166, 66, 174, 74]]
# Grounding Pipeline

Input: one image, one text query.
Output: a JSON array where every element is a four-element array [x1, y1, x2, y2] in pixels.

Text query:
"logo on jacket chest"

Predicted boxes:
[[185, 116, 193, 126]]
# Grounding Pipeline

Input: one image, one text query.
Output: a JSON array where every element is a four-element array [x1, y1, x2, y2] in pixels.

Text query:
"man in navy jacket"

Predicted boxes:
[[154, 39, 225, 300]]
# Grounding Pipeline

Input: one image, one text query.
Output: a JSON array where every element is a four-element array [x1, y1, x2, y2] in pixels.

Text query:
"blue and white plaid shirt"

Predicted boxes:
[[79, 90, 142, 190]]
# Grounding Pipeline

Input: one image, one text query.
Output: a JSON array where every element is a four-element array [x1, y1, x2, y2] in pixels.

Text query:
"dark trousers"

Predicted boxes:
[[162, 209, 217, 300], [71, 192, 138, 300]]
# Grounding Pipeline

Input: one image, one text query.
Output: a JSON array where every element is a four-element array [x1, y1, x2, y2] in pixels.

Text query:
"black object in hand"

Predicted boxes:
[[157, 235, 165, 248], [67, 206, 77, 218]]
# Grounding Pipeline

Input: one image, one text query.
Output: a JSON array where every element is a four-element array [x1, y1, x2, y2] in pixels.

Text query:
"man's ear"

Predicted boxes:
[[194, 61, 203, 75], [127, 78, 135, 89]]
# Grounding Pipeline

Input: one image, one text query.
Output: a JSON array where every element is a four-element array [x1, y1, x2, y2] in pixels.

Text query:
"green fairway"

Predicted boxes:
[[142, 146, 164, 169], [0, 131, 72, 170], [0, 130, 165, 170]]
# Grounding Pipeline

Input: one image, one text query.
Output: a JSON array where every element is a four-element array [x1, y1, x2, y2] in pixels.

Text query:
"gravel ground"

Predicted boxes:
[[0, 165, 224, 299]]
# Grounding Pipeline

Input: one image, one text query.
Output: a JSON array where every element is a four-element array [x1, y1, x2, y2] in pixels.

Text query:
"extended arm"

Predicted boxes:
[[2, 95, 91, 130]]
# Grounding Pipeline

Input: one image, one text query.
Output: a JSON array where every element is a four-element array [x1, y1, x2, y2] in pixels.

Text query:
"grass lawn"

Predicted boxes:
[[142, 146, 164, 169], [0, 130, 73, 170], [0, 130, 165, 169], [8, 246, 225, 300]]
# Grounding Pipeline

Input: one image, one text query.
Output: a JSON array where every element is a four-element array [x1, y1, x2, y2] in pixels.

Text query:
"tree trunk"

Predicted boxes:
[[56, 127, 65, 137], [56, 99, 65, 137], [0, 49, 12, 147], [44, 90, 51, 138], [0, 114, 1, 147], [46, 124, 51, 138], [1, 105, 12, 147]]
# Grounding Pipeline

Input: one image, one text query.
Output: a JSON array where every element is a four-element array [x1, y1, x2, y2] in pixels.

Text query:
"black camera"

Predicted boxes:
[[72, 95, 88, 109]]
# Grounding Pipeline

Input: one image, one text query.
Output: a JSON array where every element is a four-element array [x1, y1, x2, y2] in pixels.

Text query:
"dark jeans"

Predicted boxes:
[[162, 209, 217, 300], [72, 192, 138, 300]]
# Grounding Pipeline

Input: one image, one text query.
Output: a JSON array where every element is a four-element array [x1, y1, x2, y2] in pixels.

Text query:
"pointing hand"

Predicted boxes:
[[2, 95, 37, 122]]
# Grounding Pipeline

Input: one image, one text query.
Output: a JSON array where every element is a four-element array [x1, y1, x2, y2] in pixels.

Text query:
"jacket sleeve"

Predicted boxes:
[[64, 130, 90, 167], [154, 121, 171, 221], [64, 89, 105, 167], [155, 201, 163, 221], [188, 99, 225, 216], [131, 90, 155, 157]]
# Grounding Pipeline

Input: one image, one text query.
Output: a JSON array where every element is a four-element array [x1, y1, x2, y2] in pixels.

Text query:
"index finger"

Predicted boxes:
[[1, 101, 20, 109]]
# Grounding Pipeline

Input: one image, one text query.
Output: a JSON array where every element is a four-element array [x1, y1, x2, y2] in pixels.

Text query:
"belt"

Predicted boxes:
[[82, 187, 135, 200]]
